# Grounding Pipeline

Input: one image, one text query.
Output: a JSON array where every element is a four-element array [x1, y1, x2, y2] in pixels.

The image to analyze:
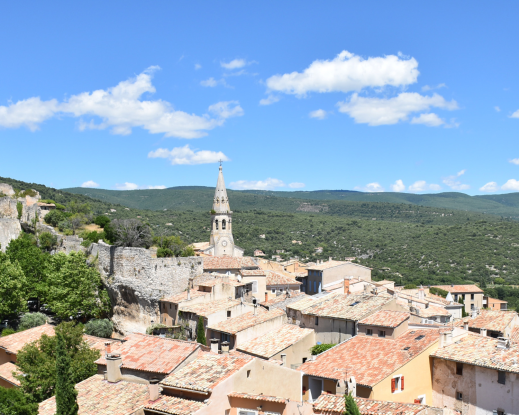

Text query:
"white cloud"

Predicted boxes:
[[208, 101, 243, 119], [265, 50, 418, 96], [194, 64, 202, 70], [81, 180, 99, 188], [509, 158, 519, 165], [337, 92, 458, 126], [148, 145, 229, 165], [443, 170, 470, 191], [421, 83, 446, 92], [289, 182, 305, 189], [0, 67, 243, 139], [495, 106, 501, 112], [355, 182, 385, 192], [410, 113, 444, 127], [200, 77, 228, 87], [220, 59, 251, 70], [502, 179, 519, 191], [390, 179, 405, 192], [480, 182, 499, 192], [309, 109, 327, 120], [429, 184, 442, 191], [230, 178, 286, 190], [115, 182, 139, 190], [408, 181, 427, 192], [146, 185, 166, 190], [510, 109, 519, 118], [259, 95, 280, 106]]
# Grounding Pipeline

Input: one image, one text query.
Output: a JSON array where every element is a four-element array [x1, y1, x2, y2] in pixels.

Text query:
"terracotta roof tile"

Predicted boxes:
[[359, 310, 410, 328], [0, 324, 55, 355], [203, 256, 258, 270], [180, 299, 242, 317], [237, 324, 314, 359], [299, 329, 440, 386], [0, 362, 20, 386], [433, 332, 519, 373], [162, 290, 207, 303], [208, 308, 285, 334], [265, 270, 302, 286], [144, 395, 207, 414], [468, 309, 517, 332], [160, 352, 251, 392], [511, 326, 519, 344], [240, 269, 267, 276], [432, 284, 483, 294], [313, 393, 431, 415], [95, 333, 199, 374], [286, 293, 342, 312], [261, 291, 308, 308], [303, 294, 394, 321], [228, 392, 286, 403], [416, 304, 451, 318], [82, 335, 118, 351], [306, 260, 347, 271], [487, 297, 508, 304]]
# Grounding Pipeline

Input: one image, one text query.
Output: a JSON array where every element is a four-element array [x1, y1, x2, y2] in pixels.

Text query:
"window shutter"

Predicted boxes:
[[401, 376, 404, 390], [414, 399, 421, 404], [391, 378, 395, 393]]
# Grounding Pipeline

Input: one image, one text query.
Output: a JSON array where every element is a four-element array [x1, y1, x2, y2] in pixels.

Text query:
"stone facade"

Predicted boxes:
[[0, 218, 22, 252], [90, 241, 203, 335]]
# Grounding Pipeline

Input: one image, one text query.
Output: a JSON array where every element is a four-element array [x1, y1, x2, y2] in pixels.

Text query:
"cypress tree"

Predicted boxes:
[[344, 393, 361, 415], [55, 332, 79, 415], [196, 316, 207, 346]]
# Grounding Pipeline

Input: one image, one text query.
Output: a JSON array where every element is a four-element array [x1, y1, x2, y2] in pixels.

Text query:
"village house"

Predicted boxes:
[[265, 269, 302, 294], [260, 290, 309, 311], [286, 292, 338, 325], [0, 361, 20, 388], [460, 309, 518, 338], [484, 296, 508, 311], [304, 259, 372, 294], [239, 269, 268, 302], [432, 333, 519, 415], [206, 308, 286, 350], [236, 324, 315, 369], [253, 249, 265, 257], [203, 256, 259, 274], [396, 288, 464, 321], [357, 310, 411, 339], [431, 285, 484, 314]]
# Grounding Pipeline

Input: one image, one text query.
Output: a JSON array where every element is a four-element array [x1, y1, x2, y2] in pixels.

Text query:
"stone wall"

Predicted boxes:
[[0, 218, 22, 252], [89, 242, 204, 335]]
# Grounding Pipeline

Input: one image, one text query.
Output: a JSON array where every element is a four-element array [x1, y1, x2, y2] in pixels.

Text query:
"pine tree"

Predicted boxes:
[[458, 297, 468, 318], [55, 332, 79, 415], [196, 316, 207, 346], [344, 393, 361, 415]]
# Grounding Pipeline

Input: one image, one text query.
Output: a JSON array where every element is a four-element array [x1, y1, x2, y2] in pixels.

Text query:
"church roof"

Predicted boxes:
[[213, 165, 230, 213]]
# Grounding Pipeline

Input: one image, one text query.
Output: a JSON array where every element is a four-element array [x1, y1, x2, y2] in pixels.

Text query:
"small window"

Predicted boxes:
[[314, 281, 317, 292], [315, 316, 319, 326], [169, 304, 171, 310], [471, 294, 475, 300], [271, 289, 276, 294], [379, 330, 386, 338], [498, 371, 506, 385], [456, 362, 463, 376], [391, 375, 403, 393], [227, 310, 231, 318], [366, 329, 373, 336], [302, 357, 307, 363], [415, 335, 425, 341], [247, 370, 251, 378], [456, 392, 463, 401]]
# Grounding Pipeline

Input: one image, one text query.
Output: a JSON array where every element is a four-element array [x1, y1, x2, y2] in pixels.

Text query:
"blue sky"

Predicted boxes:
[[1, 2, 519, 195]]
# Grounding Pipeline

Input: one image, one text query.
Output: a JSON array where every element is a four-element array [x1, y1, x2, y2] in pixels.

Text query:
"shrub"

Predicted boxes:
[[310, 343, 335, 355], [84, 319, 113, 338], [17, 202, 23, 219], [1, 328, 16, 336], [146, 323, 168, 335], [93, 215, 111, 228], [39, 232, 58, 252], [45, 209, 67, 227], [55, 203, 66, 211], [111, 219, 152, 248], [19, 312, 47, 331], [495, 277, 506, 285], [157, 247, 174, 258], [404, 284, 417, 289], [430, 287, 449, 298]]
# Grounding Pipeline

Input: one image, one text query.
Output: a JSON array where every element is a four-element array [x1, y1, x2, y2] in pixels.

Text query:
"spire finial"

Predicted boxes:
[[219, 159, 223, 171]]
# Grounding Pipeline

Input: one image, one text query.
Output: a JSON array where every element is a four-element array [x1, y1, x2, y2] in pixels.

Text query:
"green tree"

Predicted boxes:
[[0, 387, 38, 415], [39, 232, 58, 252], [44, 209, 68, 228], [196, 316, 206, 346], [16, 201, 23, 220], [344, 393, 361, 415], [55, 333, 79, 415], [310, 343, 336, 355], [84, 319, 113, 338], [18, 313, 47, 331], [93, 215, 110, 228], [15, 321, 100, 403], [0, 253, 28, 319], [459, 297, 468, 318], [67, 201, 91, 216], [45, 252, 111, 320]]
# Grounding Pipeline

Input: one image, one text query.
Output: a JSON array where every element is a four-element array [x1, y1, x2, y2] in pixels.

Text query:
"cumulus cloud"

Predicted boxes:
[[220, 59, 254, 70], [200, 77, 229, 87], [147, 185, 166, 190], [194, 64, 202, 70], [355, 182, 385, 192], [480, 182, 499, 192], [208, 101, 243, 119], [265, 50, 419, 96], [502, 179, 519, 191], [429, 184, 442, 191], [148, 145, 229, 165], [289, 182, 305, 189], [407, 181, 442, 192], [443, 170, 470, 191], [421, 83, 446, 92], [510, 109, 519, 118], [495, 106, 501, 112], [81, 180, 99, 188], [410, 113, 445, 127], [309, 109, 327, 120], [0, 67, 243, 138], [390, 180, 405, 192], [509, 158, 519, 165], [115, 182, 139, 190], [259, 95, 280, 106], [229, 178, 286, 190], [337, 92, 458, 126]]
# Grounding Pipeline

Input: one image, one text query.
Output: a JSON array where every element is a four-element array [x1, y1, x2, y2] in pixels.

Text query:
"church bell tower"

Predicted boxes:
[[210, 165, 235, 256]]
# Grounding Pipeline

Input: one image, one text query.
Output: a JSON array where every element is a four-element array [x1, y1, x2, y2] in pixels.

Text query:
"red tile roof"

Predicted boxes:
[[359, 310, 409, 328], [162, 290, 206, 303], [208, 308, 285, 334], [160, 352, 251, 392], [180, 299, 242, 317], [228, 392, 286, 404], [144, 395, 207, 414], [511, 326, 519, 344], [299, 329, 440, 387], [487, 297, 508, 304], [0, 362, 20, 386], [261, 291, 308, 308], [313, 393, 432, 415], [240, 269, 267, 276], [0, 324, 55, 355], [417, 304, 451, 318], [468, 309, 517, 332], [95, 333, 199, 374], [265, 270, 302, 286], [203, 256, 258, 270], [432, 284, 483, 294]]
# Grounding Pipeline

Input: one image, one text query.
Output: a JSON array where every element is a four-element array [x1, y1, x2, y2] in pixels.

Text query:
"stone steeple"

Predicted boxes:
[[213, 165, 230, 213]]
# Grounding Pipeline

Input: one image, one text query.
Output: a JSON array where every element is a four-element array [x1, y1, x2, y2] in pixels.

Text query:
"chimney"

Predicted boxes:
[[347, 376, 357, 398], [221, 341, 229, 354], [265, 291, 269, 303], [148, 378, 160, 401], [106, 353, 122, 382], [440, 330, 453, 348], [344, 279, 350, 295], [418, 289, 425, 300], [471, 309, 478, 318], [329, 257, 332, 262], [210, 339, 219, 354], [480, 328, 487, 337], [187, 286, 191, 301], [281, 354, 287, 367], [105, 341, 112, 355], [497, 337, 510, 349]]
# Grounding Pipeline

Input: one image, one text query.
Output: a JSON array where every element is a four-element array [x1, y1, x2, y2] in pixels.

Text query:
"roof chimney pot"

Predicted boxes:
[[148, 378, 160, 401]]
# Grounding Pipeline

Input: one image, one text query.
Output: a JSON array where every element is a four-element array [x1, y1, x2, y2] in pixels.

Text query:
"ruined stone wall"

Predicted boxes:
[[89, 242, 204, 335], [0, 218, 22, 252]]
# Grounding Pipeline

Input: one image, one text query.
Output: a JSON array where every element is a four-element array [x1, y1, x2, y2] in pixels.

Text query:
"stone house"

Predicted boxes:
[[0, 362, 20, 388], [203, 256, 259, 274], [265, 270, 302, 294], [432, 333, 519, 415], [260, 290, 310, 312], [462, 309, 518, 339], [253, 249, 265, 256], [304, 260, 372, 294], [239, 269, 268, 302], [357, 310, 411, 339], [207, 308, 286, 350], [236, 324, 315, 369], [485, 296, 508, 310], [431, 285, 484, 314]]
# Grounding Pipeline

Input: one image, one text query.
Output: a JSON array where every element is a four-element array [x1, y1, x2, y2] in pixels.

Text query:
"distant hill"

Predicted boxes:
[[63, 186, 519, 219]]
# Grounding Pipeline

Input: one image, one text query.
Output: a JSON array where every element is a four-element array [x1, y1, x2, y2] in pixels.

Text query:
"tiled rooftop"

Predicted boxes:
[[313, 393, 431, 415], [208, 308, 285, 334], [265, 270, 302, 286], [237, 324, 314, 359], [433, 333, 519, 373], [144, 395, 207, 414], [0, 361, 20, 386], [160, 352, 251, 392], [417, 304, 451, 318], [0, 323, 55, 355], [162, 290, 207, 303], [306, 260, 347, 271], [203, 256, 258, 270], [180, 299, 241, 317], [261, 291, 309, 309], [468, 309, 517, 332], [286, 293, 341, 312], [95, 333, 199, 374], [197, 277, 244, 287], [240, 269, 267, 276], [298, 329, 440, 386], [83, 334, 118, 351], [487, 297, 508, 304], [432, 284, 484, 294], [359, 310, 409, 328], [228, 392, 286, 404], [511, 326, 519, 344], [302, 293, 394, 321]]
